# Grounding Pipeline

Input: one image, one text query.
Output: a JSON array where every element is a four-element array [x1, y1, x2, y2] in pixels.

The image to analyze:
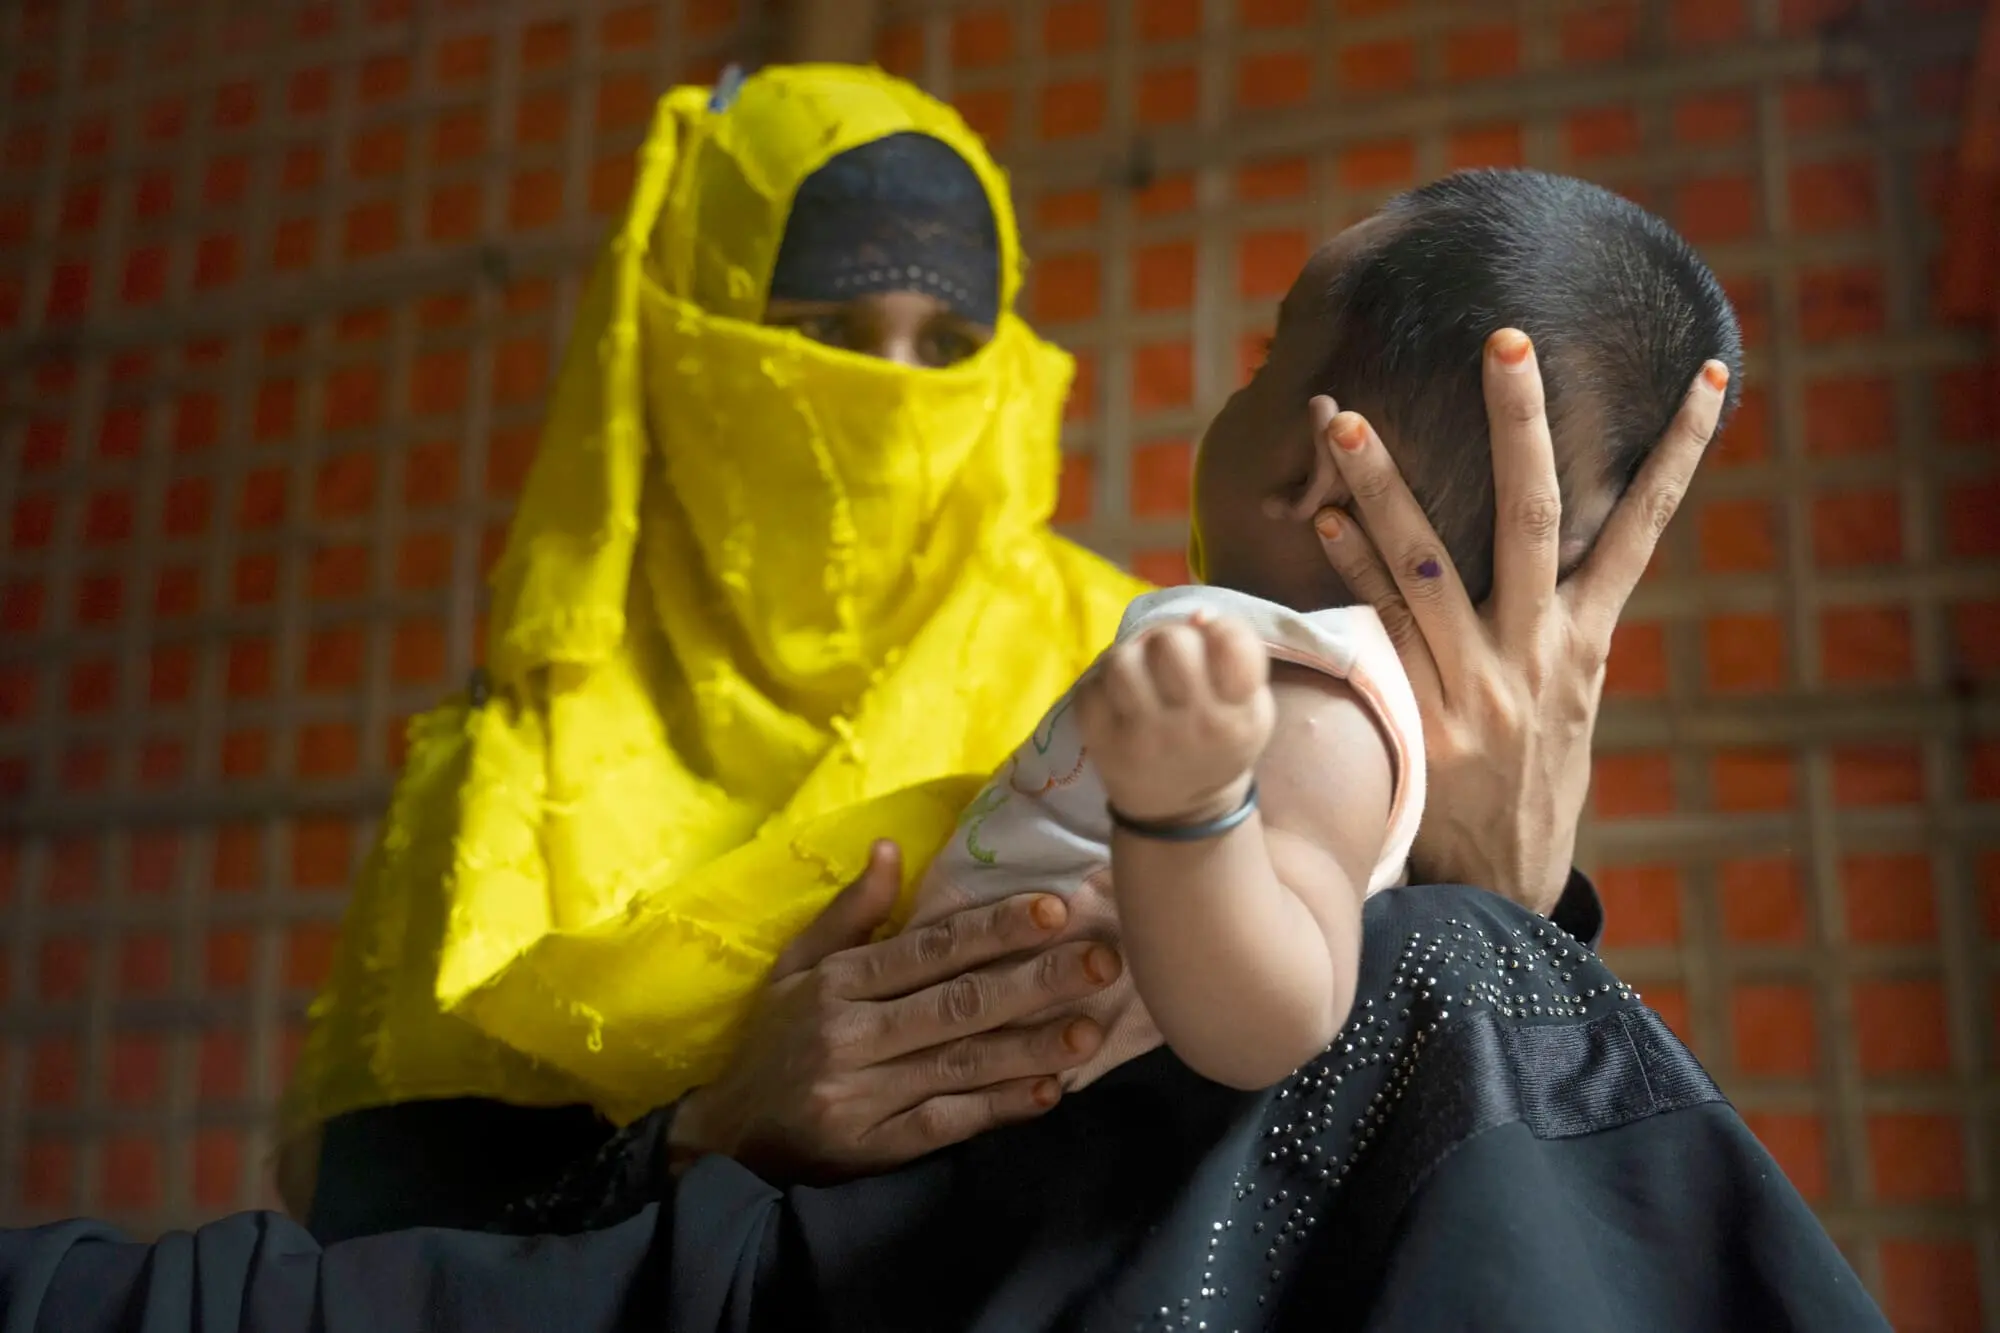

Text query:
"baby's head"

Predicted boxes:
[[1191, 169, 1744, 610]]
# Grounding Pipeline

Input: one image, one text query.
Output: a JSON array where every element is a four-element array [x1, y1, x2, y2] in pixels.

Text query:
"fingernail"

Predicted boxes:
[[1702, 360, 1730, 392], [1415, 558, 1442, 579], [1062, 1019, 1095, 1054], [1314, 509, 1342, 542], [1029, 895, 1065, 931], [1492, 329, 1533, 370], [1082, 945, 1118, 985], [1031, 1078, 1061, 1108], [1331, 412, 1368, 453]]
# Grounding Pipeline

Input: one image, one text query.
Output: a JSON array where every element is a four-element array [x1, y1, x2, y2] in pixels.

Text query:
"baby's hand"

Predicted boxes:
[[1076, 613, 1275, 826]]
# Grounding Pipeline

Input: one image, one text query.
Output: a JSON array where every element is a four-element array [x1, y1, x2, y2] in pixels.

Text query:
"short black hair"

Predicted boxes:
[[1318, 169, 1743, 603]]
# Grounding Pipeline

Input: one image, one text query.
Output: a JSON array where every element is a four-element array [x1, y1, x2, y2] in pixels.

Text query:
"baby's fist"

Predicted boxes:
[[1075, 613, 1274, 826]]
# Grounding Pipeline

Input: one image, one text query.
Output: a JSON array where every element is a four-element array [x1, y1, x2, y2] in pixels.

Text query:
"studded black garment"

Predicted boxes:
[[1, 881, 1886, 1333]]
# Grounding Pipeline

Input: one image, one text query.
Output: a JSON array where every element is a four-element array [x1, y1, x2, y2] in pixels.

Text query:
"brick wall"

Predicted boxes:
[[1, 1, 1994, 1328]]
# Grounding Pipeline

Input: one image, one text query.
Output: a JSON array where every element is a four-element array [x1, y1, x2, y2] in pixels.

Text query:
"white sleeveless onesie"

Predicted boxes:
[[906, 585, 1428, 1090]]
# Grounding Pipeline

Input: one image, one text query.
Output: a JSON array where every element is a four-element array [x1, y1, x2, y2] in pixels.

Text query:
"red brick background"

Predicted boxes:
[[1, 1, 1995, 1327]]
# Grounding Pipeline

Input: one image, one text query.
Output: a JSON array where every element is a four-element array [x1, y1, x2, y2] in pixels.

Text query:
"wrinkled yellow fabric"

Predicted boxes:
[[283, 65, 1147, 1134]]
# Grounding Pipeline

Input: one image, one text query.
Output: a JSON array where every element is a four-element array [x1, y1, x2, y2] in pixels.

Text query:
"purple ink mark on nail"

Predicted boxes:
[[1416, 559, 1442, 579]]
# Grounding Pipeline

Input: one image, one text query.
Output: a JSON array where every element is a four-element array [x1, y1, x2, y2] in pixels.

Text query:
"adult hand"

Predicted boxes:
[[667, 841, 1118, 1184], [1309, 328, 1730, 914]]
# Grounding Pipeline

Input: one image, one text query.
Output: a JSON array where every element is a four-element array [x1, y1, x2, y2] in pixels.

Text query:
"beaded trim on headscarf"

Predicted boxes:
[[767, 131, 1001, 326]]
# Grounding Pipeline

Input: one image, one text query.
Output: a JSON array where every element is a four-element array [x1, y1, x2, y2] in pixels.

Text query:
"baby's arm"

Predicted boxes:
[[1076, 615, 1392, 1090]]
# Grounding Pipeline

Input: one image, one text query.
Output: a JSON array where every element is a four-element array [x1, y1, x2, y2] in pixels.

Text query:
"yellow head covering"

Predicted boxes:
[[282, 66, 1146, 1138]]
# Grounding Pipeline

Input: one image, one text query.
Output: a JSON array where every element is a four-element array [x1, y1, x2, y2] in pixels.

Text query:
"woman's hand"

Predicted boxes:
[[1310, 329, 1730, 914], [667, 842, 1118, 1184]]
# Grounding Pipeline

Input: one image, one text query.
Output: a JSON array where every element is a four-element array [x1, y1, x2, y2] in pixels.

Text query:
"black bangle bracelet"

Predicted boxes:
[[1109, 781, 1260, 842]]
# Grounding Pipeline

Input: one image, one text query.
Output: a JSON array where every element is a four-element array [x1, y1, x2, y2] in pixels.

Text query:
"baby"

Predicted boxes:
[[906, 169, 1744, 1091]]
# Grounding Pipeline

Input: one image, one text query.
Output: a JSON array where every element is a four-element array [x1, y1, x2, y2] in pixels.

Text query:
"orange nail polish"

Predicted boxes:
[[1332, 413, 1368, 452], [1032, 1078, 1061, 1108], [1314, 510, 1343, 541], [1493, 330, 1532, 368], [1702, 361, 1730, 392], [1083, 946, 1116, 985]]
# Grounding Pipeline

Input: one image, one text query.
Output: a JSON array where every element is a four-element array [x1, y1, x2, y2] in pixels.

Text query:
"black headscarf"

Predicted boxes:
[[767, 132, 1001, 326]]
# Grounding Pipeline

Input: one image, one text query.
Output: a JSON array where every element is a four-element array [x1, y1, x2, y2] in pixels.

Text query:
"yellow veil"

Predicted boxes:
[[281, 65, 1146, 1141]]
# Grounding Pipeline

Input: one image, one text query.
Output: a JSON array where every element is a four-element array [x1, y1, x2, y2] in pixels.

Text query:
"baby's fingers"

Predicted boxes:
[[1197, 615, 1268, 703], [1142, 625, 1207, 706]]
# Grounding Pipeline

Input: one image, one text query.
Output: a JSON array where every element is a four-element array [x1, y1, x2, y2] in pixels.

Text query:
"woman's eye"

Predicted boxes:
[[796, 314, 850, 348], [920, 325, 979, 367]]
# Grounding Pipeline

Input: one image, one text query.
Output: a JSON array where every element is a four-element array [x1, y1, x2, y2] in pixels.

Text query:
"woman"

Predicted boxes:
[[1, 68, 1884, 1330]]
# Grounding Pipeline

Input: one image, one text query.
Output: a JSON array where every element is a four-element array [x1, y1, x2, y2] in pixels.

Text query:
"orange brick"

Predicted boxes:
[[601, 6, 657, 51], [1783, 75, 1870, 135], [873, 20, 922, 75], [1676, 174, 1759, 243], [1879, 1241, 1982, 1333], [1238, 229, 1308, 300], [1235, 157, 1310, 202], [1241, 0, 1309, 24], [1138, 0, 1202, 42], [1832, 744, 1926, 807], [1039, 189, 1102, 231], [117, 934, 172, 996], [1811, 488, 1902, 568], [1131, 548, 1191, 585], [285, 924, 341, 990], [1045, 0, 1106, 53], [1031, 253, 1100, 324], [1598, 864, 1682, 946], [193, 1129, 242, 1209], [1040, 79, 1105, 139], [516, 90, 568, 147], [392, 620, 446, 683], [683, 0, 736, 37], [297, 722, 359, 778], [197, 1032, 247, 1103], [1803, 375, 1893, 456], [1744, 1112, 1828, 1201], [519, 17, 573, 71], [951, 8, 1013, 68], [1867, 1113, 1964, 1200], [1134, 241, 1195, 311], [1604, 620, 1667, 697], [1842, 853, 1936, 944], [121, 245, 168, 305], [1136, 175, 1196, 217], [956, 89, 1012, 147], [1673, 91, 1755, 145], [1444, 24, 1519, 82], [1790, 158, 1877, 234], [1067, 353, 1098, 423], [1672, 0, 1750, 47], [293, 818, 354, 890], [1711, 748, 1796, 813], [1731, 983, 1817, 1076], [1337, 40, 1417, 98], [98, 405, 144, 460], [358, 53, 411, 105], [1448, 124, 1524, 170], [1054, 454, 1093, 524], [304, 626, 366, 693], [102, 1134, 162, 1211], [1952, 600, 2000, 678], [1593, 752, 1675, 817], [509, 169, 563, 231], [1643, 981, 1694, 1049], [494, 339, 549, 404], [1133, 342, 1193, 411], [193, 235, 238, 290], [1566, 106, 1642, 160], [1856, 980, 1951, 1074], [1696, 492, 1776, 564], [1819, 605, 1913, 686], [1703, 614, 1786, 694], [1719, 857, 1807, 944], [1340, 140, 1415, 190], [1131, 439, 1192, 517], [1236, 51, 1311, 110], [596, 72, 654, 133], [1562, 2, 1640, 64], [1798, 265, 1885, 342], [108, 1034, 165, 1106], [1944, 479, 2000, 558], [1137, 65, 1198, 126]]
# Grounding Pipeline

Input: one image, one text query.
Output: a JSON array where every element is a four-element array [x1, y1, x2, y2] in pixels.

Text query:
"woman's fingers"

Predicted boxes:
[[822, 891, 1081, 1003], [859, 940, 1122, 1065], [866, 1076, 1064, 1162], [1568, 361, 1729, 650], [1314, 401, 1475, 691], [882, 1016, 1102, 1110], [1482, 330, 1564, 645], [1312, 507, 1444, 707], [771, 840, 902, 981]]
